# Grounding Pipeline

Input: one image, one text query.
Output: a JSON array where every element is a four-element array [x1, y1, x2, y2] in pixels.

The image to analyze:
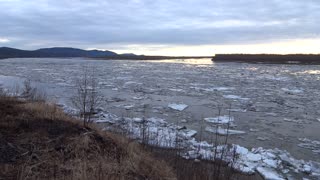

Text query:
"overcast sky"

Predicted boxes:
[[0, 0, 319, 55]]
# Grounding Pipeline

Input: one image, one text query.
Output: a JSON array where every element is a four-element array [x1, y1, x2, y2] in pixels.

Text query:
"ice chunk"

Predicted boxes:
[[181, 119, 188, 123], [263, 159, 279, 168], [283, 118, 303, 124], [249, 128, 259, 132], [257, 137, 270, 141], [180, 129, 197, 138], [298, 138, 320, 154], [132, 96, 144, 100], [223, 95, 249, 101], [204, 115, 234, 124], [205, 127, 246, 135], [235, 145, 249, 155], [168, 103, 188, 111], [256, 167, 284, 180], [132, 117, 143, 123], [281, 88, 303, 94], [246, 152, 262, 162]]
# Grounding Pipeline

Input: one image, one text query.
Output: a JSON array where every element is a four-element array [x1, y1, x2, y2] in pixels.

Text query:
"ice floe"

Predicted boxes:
[[168, 103, 188, 111], [204, 115, 234, 124], [298, 138, 320, 154], [191, 86, 235, 92], [256, 167, 284, 180], [223, 95, 250, 101], [205, 127, 246, 135], [281, 88, 304, 94], [257, 137, 270, 141], [283, 118, 304, 124], [51, 103, 320, 179]]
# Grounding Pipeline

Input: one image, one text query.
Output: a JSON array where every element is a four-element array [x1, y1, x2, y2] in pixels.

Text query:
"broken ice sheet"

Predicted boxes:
[[223, 95, 250, 101], [168, 103, 188, 111], [257, 137, 270, 141], [281, 87, 304, 94], [205, 127, 246, 135], [204, 115, 234, 124], [256, 167, 284, 180], [298, 138, 320, 154]]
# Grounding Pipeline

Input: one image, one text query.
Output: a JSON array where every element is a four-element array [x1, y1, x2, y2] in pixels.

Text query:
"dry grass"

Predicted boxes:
[[0, 96, 176, 180]]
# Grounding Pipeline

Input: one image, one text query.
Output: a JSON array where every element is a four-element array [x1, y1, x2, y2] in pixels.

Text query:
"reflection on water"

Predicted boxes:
[[297, 70, 320, 75], [143, 58, 214, 65]]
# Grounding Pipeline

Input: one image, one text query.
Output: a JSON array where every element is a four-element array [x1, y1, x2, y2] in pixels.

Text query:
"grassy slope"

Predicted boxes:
[[0, 96, 175, 180]]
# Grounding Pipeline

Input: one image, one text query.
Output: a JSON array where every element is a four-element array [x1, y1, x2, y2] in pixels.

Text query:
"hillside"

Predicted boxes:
[[0, 47, 119, 59], [0, 96, 175, 180], [0, 47, 212, 60]]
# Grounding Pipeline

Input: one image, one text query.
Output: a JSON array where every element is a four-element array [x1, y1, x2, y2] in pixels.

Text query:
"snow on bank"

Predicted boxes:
[[168, 103, 188, 111]]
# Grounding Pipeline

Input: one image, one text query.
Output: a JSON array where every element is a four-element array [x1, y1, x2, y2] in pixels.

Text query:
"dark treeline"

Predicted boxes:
[[212, 54, 320, 64]]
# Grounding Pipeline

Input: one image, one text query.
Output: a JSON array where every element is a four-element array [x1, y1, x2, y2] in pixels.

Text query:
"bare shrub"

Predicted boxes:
[[21, 79, 47, 102], [72, 66, 102, 127]]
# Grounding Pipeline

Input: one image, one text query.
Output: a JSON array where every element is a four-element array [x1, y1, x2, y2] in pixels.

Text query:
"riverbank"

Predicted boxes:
[[0, 94, 260, 180]]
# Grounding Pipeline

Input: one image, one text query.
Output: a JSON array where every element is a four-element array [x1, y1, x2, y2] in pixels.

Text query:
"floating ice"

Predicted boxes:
[[124, 104, 135, 110], [205, 127, 246, 135], [192, 86, 235, 92], [283, 118, 304, 124], [168, 88, 184, 92], [249, 128, 259, 132], [181, 119, 188, 123], [132, 96, 144, 100], [227, 108, 247, 112], [168, 103, 188, 111], [298, 138, 320, 154], [52, 102, 320, 179], [180, 129, 197, 138], [204, 115, 234, 124], [223, 95, 249, 101], [257, 137, 270, 141], [281, 88, 304, 94], [256, 167, 284, 180]]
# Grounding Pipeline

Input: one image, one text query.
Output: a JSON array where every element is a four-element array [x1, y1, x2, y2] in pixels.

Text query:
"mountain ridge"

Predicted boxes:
[[0, 47, 212, 60], [0, 47, 121, 58]]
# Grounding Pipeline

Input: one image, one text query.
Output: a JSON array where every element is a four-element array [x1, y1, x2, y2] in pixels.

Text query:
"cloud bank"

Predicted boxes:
[[0, 0, 319, 54]]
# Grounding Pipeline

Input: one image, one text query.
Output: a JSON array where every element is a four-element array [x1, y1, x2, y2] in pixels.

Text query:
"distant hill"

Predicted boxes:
[[0, 47, 121, 59], [0, 47, 212, 60]]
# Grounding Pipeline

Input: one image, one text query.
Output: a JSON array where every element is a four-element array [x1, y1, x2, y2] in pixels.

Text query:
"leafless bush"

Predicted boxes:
[[0, 87, 7, 97], [72, 66, 102, 127], [21, 79, 47, 102]]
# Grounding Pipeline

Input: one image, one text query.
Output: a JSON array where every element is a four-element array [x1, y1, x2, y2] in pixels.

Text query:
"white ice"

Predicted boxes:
[[205, 127, 246, 135], [223, 95, 250, 101], [204, 115, 234, 124], [168, 103, 188, 111]]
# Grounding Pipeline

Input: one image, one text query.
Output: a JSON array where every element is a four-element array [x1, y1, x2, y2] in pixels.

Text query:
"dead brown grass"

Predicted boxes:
[[0, 96, 176, 180]]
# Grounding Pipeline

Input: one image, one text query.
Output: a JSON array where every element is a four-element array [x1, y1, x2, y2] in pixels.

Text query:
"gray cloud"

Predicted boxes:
[[0, 0, 319, 49]]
